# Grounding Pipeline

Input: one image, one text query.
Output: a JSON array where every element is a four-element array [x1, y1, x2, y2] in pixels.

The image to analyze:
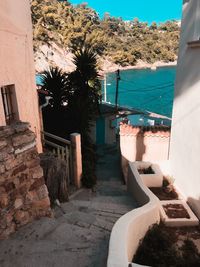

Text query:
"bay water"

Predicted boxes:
[[36, 66, 176, 123], [103, 66, 176, 118]]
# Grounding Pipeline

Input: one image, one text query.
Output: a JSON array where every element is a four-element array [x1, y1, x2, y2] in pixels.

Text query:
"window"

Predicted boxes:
[[1, 85, 18, 125]]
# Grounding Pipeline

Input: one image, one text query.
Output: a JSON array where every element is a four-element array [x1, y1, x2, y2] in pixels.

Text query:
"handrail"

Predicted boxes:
[[41, 131, 73, 185], [44, 140, 67, 150], [41, 131, 71, 145]]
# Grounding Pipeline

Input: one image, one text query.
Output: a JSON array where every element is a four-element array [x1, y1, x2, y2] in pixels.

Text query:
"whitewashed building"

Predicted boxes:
[[170, 0, 200, 217]]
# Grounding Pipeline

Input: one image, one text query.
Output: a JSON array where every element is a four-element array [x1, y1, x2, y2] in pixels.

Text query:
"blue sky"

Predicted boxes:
[[69, 0, 182, 24]]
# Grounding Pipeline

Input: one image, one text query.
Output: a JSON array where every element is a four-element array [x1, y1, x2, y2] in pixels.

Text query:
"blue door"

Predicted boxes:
[[96, 117, 105, 145]]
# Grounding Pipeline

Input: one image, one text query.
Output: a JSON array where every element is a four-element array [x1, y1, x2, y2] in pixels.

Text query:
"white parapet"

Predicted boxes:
[[134, 161, 163, 188], [160, 199, 199, 227], [107, 162, 160, 267]]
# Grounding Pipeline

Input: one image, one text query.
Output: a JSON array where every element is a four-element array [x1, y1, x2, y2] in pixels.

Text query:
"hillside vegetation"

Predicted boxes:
[[31, 0, 180, 70]]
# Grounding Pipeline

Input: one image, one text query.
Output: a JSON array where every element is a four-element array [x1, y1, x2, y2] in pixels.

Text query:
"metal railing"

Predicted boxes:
[[41, 131, 73, 185]]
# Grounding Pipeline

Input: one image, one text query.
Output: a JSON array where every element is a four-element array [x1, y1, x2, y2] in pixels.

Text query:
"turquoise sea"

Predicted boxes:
[[103, 66, 176, 118], [36, 66, 176, 120]]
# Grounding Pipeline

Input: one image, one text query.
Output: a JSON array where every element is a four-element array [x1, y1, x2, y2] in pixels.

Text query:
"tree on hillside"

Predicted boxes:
[[150, 22, 157, 31], [32, 0, 180, 70]]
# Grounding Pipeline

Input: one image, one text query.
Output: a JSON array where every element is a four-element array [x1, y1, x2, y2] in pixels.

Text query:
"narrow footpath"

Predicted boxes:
[[0, 145, 137, 267]]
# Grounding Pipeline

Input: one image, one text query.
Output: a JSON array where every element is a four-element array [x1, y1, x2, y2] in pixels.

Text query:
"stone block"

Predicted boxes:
[[9, 189, 19, 201], [0, 175, 6, 184], [33, 208, 52, 218], [0, 193, 9, 208], [0, 187, 6, 193], [25, 190, 39, 204], [19, 184, 29, 195], [5, 212, 13, 225], [11, 164, 27, 176], [0, 223, 16, 239], [18, 173, 29, 184], [36, 184, 49, 200], [0, 150, 13, 162], [15, 141, 36, 155], [13, 177, 20, 188], [31, 166, 43, 179], [14, 210, 30, 225], [14, 198, 23, 209], [24, 149, 38, 161], [26, 158, 40, 169], [32, 197, 51, 209], [5, 182, 15, 192], [0, 126, 14, 138], [29, 177, 44, 191], [12, 132, 35, 148], [0, 139, 7, 149], [4, 157, 18, 171], [0, 163, 5, 174], [0, 216, 7, 230], [13, 122, 30, 133]]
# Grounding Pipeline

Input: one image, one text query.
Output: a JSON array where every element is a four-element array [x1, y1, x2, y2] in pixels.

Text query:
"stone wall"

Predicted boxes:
[[0, 122, 51, 239]]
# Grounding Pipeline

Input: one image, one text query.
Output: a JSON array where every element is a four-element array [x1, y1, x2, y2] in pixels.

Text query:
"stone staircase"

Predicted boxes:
[[0, 144, 137, 267]]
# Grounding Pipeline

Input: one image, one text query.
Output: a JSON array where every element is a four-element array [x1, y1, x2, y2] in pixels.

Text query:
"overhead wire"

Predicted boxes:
[[104, 76, 174, 93], [105, 85, 173, 116], [120, 77, 173, 88], [102, 74, 175, 117], [120, 83, 174, 93], [105, 83, 174, 96]]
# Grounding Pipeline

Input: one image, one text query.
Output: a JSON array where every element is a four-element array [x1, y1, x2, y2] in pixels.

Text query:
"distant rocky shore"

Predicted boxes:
[[34, 44, 177, 75], [99, 59, 177, 75]]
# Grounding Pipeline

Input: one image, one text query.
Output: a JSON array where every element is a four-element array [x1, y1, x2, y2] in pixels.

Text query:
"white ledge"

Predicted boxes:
[[107, 162, 160, 267]]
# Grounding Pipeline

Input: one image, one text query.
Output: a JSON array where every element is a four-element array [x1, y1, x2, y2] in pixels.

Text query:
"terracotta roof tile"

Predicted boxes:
[[120, 123, 170, 137]]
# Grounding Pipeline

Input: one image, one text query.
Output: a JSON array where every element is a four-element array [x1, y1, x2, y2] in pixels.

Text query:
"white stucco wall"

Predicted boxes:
[[170, 0, 200, 218], [0, 0, 42, 152]]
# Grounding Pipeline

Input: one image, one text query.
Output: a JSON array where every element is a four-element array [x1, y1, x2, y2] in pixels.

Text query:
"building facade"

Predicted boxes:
[[170, 0, 200, 217], [0, 0, 42, 151]]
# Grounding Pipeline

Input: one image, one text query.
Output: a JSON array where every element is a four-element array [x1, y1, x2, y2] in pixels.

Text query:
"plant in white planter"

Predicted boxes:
[[135, 161, 163, 188]]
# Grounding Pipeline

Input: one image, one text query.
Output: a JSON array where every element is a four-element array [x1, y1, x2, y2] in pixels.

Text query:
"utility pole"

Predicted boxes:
[[115, 69, 120, 110], [104, 73, 107, 102]]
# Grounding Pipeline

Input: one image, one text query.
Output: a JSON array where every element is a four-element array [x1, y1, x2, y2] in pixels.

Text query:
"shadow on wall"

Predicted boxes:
[[120, 125, 170, 183], [136, 128, 146, 161]]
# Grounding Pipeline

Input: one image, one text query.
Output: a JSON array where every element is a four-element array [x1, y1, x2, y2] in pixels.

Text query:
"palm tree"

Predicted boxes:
[[67, 45, 102, 187], [68, 46, 101, 133], [40, 66, 70, 136], [40, 46, 101, 188], [41, 66, 69, 111]]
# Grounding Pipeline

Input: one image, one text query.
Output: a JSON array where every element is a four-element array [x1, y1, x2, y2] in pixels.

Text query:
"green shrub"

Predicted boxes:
[[134, 224, 178, 267], [134, 224, 200, 267]]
